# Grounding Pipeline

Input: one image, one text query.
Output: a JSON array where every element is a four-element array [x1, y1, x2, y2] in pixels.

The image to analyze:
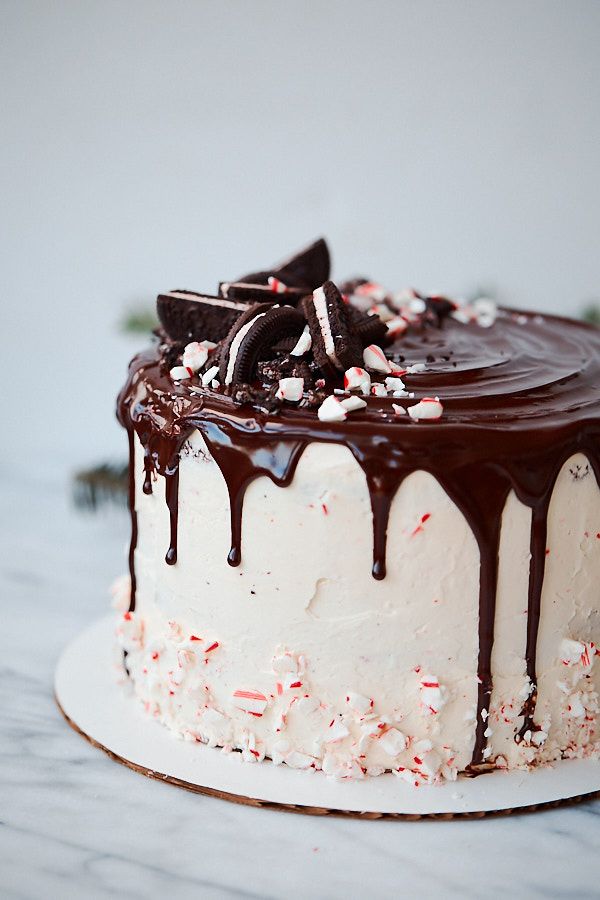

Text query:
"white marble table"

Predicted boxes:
[[3, 420, 600, 900]]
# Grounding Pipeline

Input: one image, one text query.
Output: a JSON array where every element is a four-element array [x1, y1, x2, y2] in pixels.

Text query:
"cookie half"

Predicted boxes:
[[157, 290, 248, 344], [218, 304, 306, 387], [302, 281, 363, 372], [233, 237, 331, 291], [219, 280, 307, 305]]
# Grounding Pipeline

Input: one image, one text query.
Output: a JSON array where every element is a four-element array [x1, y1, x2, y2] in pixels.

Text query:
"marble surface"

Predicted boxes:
[[3, 448, 600, 900]]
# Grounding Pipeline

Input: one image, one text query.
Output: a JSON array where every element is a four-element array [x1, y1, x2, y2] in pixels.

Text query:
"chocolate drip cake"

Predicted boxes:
[[115, 238, 600, 784]]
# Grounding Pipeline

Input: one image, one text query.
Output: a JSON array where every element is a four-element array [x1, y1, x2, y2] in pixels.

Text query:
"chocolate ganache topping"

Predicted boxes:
[[117, 237, 600, 768]]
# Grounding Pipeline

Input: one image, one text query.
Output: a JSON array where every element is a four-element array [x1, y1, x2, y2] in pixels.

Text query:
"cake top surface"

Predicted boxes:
[[123, 236, 600, 435]]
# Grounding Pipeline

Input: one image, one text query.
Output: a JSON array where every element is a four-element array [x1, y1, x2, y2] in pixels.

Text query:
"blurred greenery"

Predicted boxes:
[[121, 305, 158, 334], [581, 302, 600, 326], [73, 462, 129, 510]]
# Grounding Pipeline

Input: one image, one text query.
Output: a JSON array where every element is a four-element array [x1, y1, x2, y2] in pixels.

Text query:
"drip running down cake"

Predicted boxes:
[[115, 238, 600, 785]]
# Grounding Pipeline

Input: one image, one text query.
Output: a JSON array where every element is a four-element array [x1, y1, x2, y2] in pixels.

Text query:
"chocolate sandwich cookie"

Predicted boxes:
[[157, 290, 247, 344], [274, 237, 330, 289], [218, 303, 305, 387], [232, 237, 331, 292], [218, 280, 307, 305], [347, 306, 389, 347], [302, 281, 363, 372]]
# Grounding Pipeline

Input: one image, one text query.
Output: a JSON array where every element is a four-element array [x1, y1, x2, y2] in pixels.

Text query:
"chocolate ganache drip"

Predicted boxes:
[[117, 237, 600, 768]]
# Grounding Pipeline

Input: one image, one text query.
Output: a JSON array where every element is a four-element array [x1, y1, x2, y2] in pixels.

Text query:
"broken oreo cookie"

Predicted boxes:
[[347, 306, 389, 347], [219, 280, 307, 305], [302, 281, 363, 372], [157, 291, 247, 344], [218, 303, 305, 387], [233, 237, 331, 292]]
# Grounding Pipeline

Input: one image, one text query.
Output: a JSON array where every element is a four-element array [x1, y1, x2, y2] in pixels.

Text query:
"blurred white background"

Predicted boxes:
[[2, 0, 600, 474]]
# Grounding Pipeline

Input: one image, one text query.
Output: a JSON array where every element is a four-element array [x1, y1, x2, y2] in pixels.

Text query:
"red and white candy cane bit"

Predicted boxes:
[[169, 365, 191, 381], [204, 641, 219, 653], [407, 397, 444, 422], [419, 674, 446, 715], [317, 394, 347, 423], [363, 344, 392, 374], [232, 689, 268, 716], [345, 692, 373, 716], [344, 366, 371, 392], [327, 717, 350, 743], [340, 395, 367, 413], [276, 376, 304, 402], [355, 281, 387, 302], [386, 316, 409, 338], [411, 512, 431, 536], [268, 276, 289, 294]]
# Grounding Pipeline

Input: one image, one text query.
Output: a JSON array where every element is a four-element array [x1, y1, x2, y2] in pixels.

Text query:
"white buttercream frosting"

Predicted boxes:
[[116, 437, 600, 781]]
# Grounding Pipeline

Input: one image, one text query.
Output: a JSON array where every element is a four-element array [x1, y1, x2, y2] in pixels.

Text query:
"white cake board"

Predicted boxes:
[[55, 617, 600, 819]]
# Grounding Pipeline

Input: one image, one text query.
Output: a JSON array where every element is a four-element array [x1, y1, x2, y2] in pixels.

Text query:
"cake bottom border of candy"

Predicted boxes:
[[55, 616, 600, 819]]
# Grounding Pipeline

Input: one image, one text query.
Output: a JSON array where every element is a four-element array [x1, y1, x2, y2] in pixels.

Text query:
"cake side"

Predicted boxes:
[[116, 434, 600, 781]]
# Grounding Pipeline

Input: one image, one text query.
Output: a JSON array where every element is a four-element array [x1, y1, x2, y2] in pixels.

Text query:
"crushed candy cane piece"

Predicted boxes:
[[473, 297, 497, 327], [385, 376, 405, 392], [293, 696, 319, 717], [385, 316, 409, 338], [566, 692, 586, 718], [371, 383, 387, 397], [378, 727, 408, 756], [202, 365, 219, 387], [285, 750, 315, 769], [340, 395, 367, 413], [560, 638, 596, 668], [276, 376, 304, 402], [346, 692, 373, 716], [408, 397, 443, 421], [327, 716, 351, 742], [169, 365, 191, 381], [419, 674, 447, 715], [392, 404, 407, 416], [413, 749, 443, 779], [318, 395, 347, 423], [290, 325, 312, 356], [268, 276, 289, 294], [182, 340, 216, 372], [355, 281, 387, 302], [232, 689, 268, 716], [344, 366, 371, 393], [363, 344, 392, 374], [368, 303, 394, 322]]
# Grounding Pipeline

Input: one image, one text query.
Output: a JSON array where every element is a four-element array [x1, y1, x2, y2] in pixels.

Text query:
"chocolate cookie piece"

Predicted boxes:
[[347, 306, 389, 347], [219, 280, 307, 305], [157, 290, 247, 344], [302, 281, 363, 372], [275, 237, 330, 289], [218, 303, 305, 386], [233, 237, 331, 291]]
